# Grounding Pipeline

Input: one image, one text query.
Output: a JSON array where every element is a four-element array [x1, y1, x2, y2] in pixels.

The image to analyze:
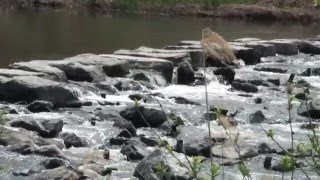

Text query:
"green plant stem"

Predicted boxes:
[[287, 94, 294, 180], [202, 54, 214, 180]]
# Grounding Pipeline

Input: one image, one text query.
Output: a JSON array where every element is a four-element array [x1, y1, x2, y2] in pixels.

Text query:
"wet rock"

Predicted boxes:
[[213, 67, 235, 84], [0, 76, 80, 108], [231, 81, 259, 93], [246, 42, 276, 57], [8, 143, 36, 155], [212, 143, 258, 159], [267, 78, 280, 86], [254, 97, 262, 104], [232, 45, 261, 65], [258, 143, 277, 154], [109, 137, 130, 145], [27, 100, 54, 113], [113, 119, 137, 137], [301, 67, 320, 76], [133, 72, 152, 82], [117, 129, 134, 138], [36, 166, 80, 180], [129, 93, 151, 103], [102, 60, 129, 77], [114, 79, 143, 91], [59, 132, 88, 148], [177, 126, 215, 157], [0, 68, 46, 78], [268, 39, 299, 55], [271, 161, 294, 172], [100, 54, 174, 83], [254, 65, 288, 73], [9, 61, 67, 81], [176, 61, 195, 84], [297, 98, 320, 119], [264, 156, 273, 169], [206, 57, 229, 67], [299, 41, 320, 54], [249, 110, 266, 123], [300, 123, 318, 130], [51, 63, 105, 82], [35, 144, 66, 158], [140, 136, 168, 147], [120, 106, 167, 128], [41, 158, 66, 169], [95, 81, 118, 94], [120, 140, 150, 161], [10, 116, 63, 138], [169, 96, 201, 105]]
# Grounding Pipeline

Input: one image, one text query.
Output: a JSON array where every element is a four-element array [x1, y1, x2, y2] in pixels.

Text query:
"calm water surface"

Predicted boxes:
[[0, 10, 320, 67]]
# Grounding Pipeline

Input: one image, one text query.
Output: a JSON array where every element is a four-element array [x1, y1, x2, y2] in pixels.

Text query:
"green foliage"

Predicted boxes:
[[266, 129, 274, 139], [211, 162, 220, 178], [280, 155, 295, 172], [153, 161, 169, 178], [190, 156, 203, 178], [238, 161, 251, 179]]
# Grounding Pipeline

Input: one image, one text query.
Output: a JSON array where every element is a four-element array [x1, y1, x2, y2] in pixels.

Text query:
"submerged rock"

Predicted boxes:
[[27, 100, 54, 113], [213, 67, 235, 84], [231, 81, 259, 93], [120, 140, 150, 161], [59, 132, 88, 148]]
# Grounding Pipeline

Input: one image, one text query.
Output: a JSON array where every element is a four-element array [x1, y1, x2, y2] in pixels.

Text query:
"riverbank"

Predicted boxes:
[[1, 0, 320, 22]]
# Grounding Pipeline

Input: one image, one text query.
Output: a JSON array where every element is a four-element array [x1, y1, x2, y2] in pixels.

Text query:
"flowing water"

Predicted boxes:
[[1, 9, 320, 67]]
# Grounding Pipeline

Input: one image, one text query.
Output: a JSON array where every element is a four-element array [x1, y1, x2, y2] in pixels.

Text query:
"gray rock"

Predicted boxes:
[[268, 39, 299, 55], [213, 67, 235, 84], [0, 68, 46, 78], [254, 64, 288, 73], [249, 110, 266, 123], [177, 61, 195, 85], [120, 106, 167, 128], [27, 101, 54, 113], [35, 144, 66, 158], [40, 158, 66, 169], [36, 166, 80, 180], [59, 132, 88, 148], [9, 60, 67, 81], [0, 76, 79, 107], [298, 98, 320, 119], [232, 45, 261, 65], [51, 62, 105, 82], [10, 116, 63, 138], [120, 140, 150, 161], [231, 81, 259, 93], [299, 41, 320, 54]]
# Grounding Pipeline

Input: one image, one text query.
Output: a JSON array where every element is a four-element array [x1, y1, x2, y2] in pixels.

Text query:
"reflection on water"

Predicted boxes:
[[0, 9, 320, 67]]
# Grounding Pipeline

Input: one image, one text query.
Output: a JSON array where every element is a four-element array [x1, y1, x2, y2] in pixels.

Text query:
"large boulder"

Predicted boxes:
[[299, 41, 320, 54], [50, 62, 105, 82], [0, 76, 80, 107], [10, 115, 63, 138], [176, 61, 195, 85], [120, 106, 167, 128], [9, 61, 67, 81], [268, 39, 298, 55], [232, 45, 261, 65]]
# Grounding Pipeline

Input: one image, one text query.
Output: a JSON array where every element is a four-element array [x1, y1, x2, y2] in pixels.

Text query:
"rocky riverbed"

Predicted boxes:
[[0, 36, 320, 179]]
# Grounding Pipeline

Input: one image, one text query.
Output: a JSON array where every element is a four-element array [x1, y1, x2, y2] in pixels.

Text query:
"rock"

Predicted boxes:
[[264, 156, 273, 169], [300, 123, 318, 130], [297, 98, 320, 119], [59, 132, 88, 148], [112, 118, 137, 137], [301, 67, 320, 76], [271, 161, 294, 172], [249, 110, 266, 123], [34, 0, 65, 7], [27, 100, 54, 113], [206, 57, 229, 67], [169, 96, 201, 105], [120, 106, 167, 128], [101, 60, 129, 77], [41, 158, 66, 169], [95, 81, 118, 94], [246, 42, 276, 57], [51, 63, 105, 82], [176, 61, 195, 85], [254, 98, 262, 104], [120, 140, 150, 161], [114, 79, 143, 91], [258, 143, 277, 154], [140, 136, 168, 147], [109, 137, 130, 145], [299, 41, 320, 54], [8, 143, 36, 155], [0, 68, 46, 78], [133, 149, 169, 180], [212, 143, 258, 159], [231, 81, 259, 93], [232, 45, 261, 65], [9, 61, 67, 81], [0, 76, 80, 108], [36, 166, 80, 180], [177, 126, 215, 157], [254, 65, 288, 73], [213, 67, 235, 84], [113, 48, 188, 65], [10, 116, 63, 138], [129, 93, 151, 103], [100, 54, 174, 83], [132, 72, 152, 82], [35, 144, 66, 158], [268, 39, 298, 55]]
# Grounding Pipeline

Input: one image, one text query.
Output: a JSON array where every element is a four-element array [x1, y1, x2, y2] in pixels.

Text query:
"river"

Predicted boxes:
[[0, 9, 320, 67]]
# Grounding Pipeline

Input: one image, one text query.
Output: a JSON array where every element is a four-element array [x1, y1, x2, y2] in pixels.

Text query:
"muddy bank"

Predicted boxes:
[[1, 0, 320, 22]]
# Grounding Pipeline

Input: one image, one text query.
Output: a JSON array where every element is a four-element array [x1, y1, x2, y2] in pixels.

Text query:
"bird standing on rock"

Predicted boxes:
[[201, 27, 238, 66]]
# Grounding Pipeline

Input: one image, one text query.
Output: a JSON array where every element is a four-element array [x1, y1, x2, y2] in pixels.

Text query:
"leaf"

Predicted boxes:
[[211, 163, 220, 178], [266, 129, 274, 139]]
